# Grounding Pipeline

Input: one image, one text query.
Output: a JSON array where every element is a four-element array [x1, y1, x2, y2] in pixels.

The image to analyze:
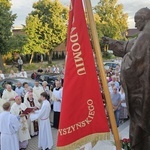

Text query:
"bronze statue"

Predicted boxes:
[[103, 8, 150, 150]]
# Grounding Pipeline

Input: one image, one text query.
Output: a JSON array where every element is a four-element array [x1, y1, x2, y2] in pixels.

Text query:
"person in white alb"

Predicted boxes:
[[0, 102, 20, 150], [11, 96, 31, 149], [2, 84, 18, 106], [33, 80, 44, 101], [52, 80, 63, 129], [30, 92, 53, 150]]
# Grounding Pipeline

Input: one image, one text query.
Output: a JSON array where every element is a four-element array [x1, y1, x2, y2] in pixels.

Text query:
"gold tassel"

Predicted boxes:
[[56, 132, 110, 150]]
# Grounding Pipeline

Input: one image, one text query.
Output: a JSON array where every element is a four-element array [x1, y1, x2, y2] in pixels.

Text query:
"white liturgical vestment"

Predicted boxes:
[[33, 86, 44, 100], [2, 90, 17, 106], [0, 111, 20, 150], [30, 100, 53, 149], [10, 103, 31, 142], [52, 87, 63, 112]]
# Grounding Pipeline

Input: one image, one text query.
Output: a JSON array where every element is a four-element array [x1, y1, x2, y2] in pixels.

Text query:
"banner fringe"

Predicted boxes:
[[56, 132, 110, 150]]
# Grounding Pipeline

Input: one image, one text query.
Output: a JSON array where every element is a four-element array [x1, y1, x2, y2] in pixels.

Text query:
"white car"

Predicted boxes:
[[103, 62, 119, 70]]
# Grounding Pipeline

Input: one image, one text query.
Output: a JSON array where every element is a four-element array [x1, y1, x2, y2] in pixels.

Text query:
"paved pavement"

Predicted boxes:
[[27, 111, 57, 150], [26, 119, 129, 150], [27, 128, 57, 150]]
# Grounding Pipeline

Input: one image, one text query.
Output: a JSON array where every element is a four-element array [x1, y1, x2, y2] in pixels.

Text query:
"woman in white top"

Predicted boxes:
[[9, 70, 17, 78], [119, 86, 128, 120], [0, 70, 5, 79], [42, 81, 49, 94]]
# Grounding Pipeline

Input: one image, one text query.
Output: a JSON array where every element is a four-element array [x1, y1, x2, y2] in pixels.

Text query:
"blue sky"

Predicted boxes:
[[11, 0, 150, 28]]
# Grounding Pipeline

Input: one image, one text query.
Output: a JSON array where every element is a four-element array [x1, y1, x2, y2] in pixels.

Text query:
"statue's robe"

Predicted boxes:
[[121, 22, 150, 150]]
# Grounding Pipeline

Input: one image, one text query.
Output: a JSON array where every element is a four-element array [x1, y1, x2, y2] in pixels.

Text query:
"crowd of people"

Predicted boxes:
[[0, 64, 65, 80], [105, 63, 128, 127], [31, 65, 65, 80], [0, 75, 63, 150], [0, 59, 128, 150]]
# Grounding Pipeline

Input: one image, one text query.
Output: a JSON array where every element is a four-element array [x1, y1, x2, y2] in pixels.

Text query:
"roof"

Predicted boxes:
[[54, 42, 66, 52], [12, 26, 24, 30], [126, 29, 139, 38], [12, 26, 25, 35]]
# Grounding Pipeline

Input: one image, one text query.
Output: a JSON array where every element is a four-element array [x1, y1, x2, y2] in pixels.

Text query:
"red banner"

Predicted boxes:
[[57, 0, 110, 149]]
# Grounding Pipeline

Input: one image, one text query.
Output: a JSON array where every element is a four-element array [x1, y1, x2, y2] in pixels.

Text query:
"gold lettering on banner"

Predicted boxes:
[[70, 27, 86, 76], [58, 99, 95, 136]]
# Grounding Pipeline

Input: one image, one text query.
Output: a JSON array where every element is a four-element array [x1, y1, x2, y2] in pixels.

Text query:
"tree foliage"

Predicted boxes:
[[24, 15, 44, 54], [94, 0, 128, 40], [24, 0, 68, 63], [9, 34, 28, 54], [0, 0, 16, 71], [0, 0, 16, 55]]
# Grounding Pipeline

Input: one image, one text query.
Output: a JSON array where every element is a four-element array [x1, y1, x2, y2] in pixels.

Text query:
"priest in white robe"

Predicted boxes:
[[30, 92, 53, 150], [2, 84, 18, 106], [33, 80, 44, 101], [24, 92, 41, 136], [0, 102, 20, 150], [11, 96, 31, 149], [52, 81, 63, 129]]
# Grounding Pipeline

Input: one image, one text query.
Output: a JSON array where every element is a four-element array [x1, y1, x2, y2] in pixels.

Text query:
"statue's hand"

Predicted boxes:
[[102, 37, 126, 57], [101, 36, 111, 44], [113, 48, 125, 57]]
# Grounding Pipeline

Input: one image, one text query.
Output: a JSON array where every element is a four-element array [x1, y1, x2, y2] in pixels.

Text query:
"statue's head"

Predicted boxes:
[[134, 7, 150, 31]]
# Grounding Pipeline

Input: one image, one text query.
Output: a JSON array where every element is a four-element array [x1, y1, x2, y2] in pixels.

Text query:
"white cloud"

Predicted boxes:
[[11, 0, 38, 26], [118, 0, 150, 28], [11, 0, 150, 28]]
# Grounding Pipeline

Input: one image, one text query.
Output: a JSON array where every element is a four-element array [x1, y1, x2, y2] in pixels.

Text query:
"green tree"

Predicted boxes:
[[25, 0, 68, 64], [24, 15, 45, 63], [94, 0, 128, 40], [9, 34, 28, 54], [0, 0, 16, 71]]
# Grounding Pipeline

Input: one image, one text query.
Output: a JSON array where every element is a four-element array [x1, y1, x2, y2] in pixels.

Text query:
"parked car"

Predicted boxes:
[[38, 74, 60, 87], [103, 62, 118, 70], [0, 77, 35, 96]]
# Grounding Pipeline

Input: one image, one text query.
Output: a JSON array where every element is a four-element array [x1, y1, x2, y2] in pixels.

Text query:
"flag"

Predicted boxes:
[[57, 0, 110, 149]]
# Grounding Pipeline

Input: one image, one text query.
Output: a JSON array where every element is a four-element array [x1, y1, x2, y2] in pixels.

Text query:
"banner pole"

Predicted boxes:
[[84, 0, 121, 149]]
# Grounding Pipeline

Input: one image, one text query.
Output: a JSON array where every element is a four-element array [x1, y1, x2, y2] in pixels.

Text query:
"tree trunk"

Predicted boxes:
[[0, 54, 4, 72], [29, 52, 34, 64], [48, 50, 52, 64]]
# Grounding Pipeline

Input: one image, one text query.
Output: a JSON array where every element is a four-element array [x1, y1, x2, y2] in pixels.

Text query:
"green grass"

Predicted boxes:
[[4, 60, 65, 73]]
